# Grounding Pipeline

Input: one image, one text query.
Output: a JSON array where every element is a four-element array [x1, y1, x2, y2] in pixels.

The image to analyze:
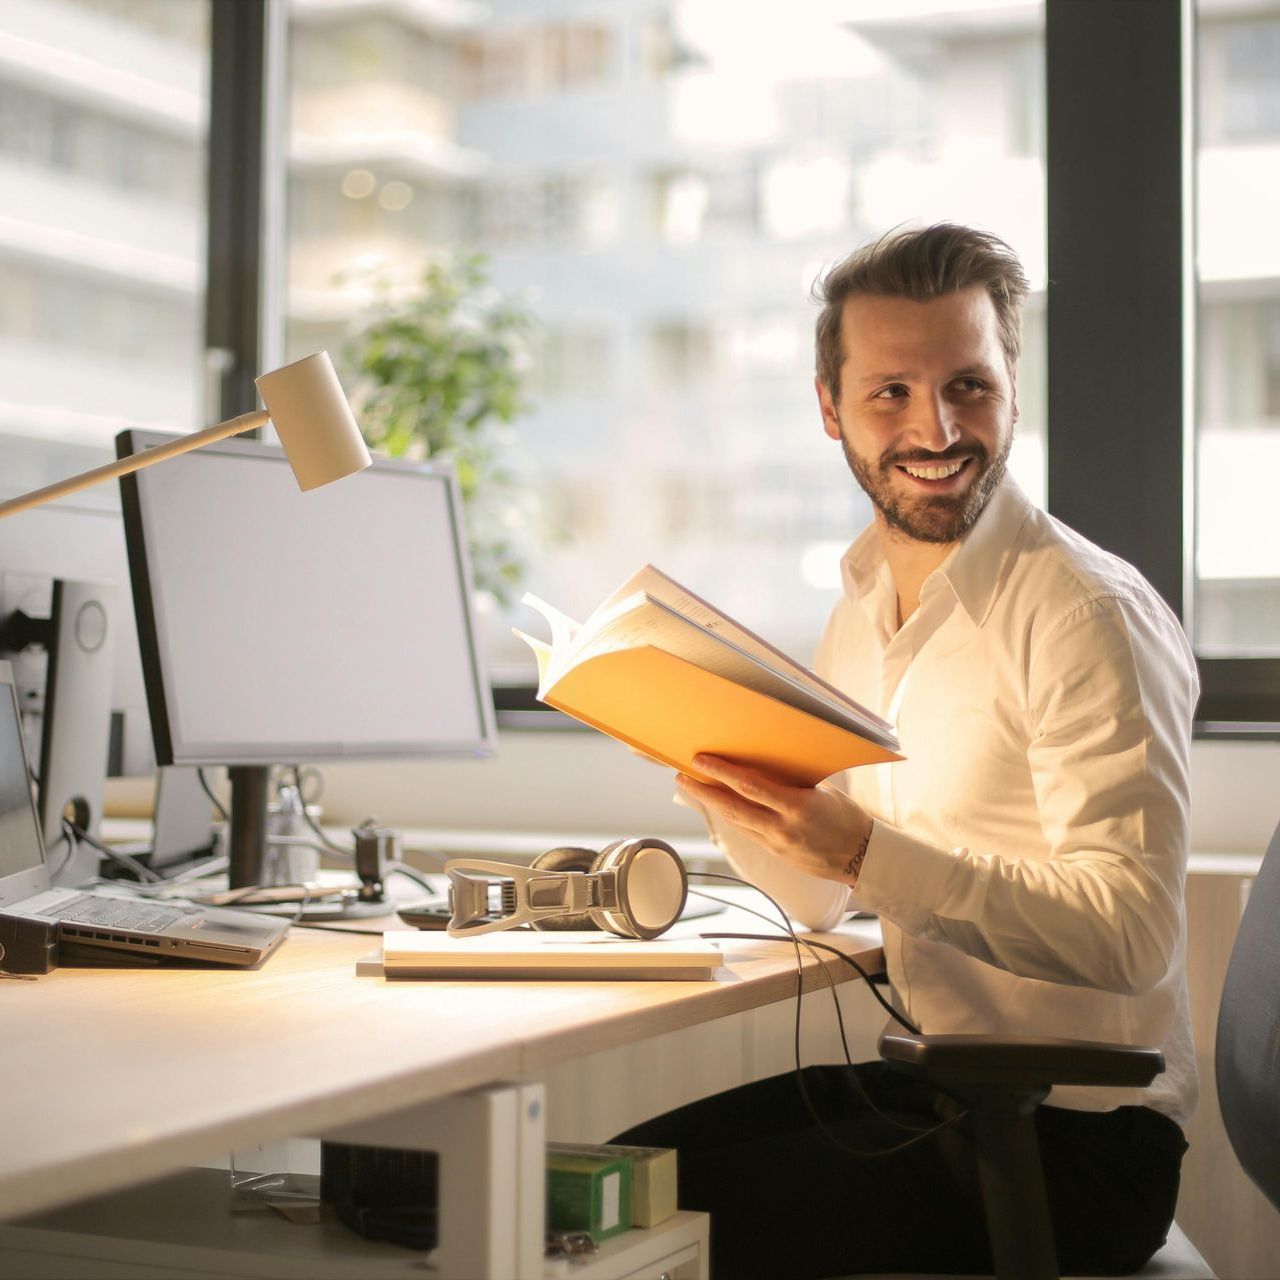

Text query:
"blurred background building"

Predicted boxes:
[[0, 0, 1276, 670]]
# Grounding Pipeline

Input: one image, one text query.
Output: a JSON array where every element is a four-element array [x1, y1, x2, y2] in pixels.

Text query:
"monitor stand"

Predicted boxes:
[[224, 765, 390, 918], [227, 765, 270, 890]]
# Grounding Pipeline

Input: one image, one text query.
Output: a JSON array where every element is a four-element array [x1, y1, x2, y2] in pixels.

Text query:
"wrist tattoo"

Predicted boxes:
[[842, 827, 872, 884]]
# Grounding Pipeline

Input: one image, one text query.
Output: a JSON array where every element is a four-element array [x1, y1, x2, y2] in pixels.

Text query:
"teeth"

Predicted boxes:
[[903, 461, 964, 480]]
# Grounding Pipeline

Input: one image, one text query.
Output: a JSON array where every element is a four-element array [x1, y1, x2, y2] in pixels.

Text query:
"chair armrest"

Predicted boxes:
[[879, 1030, 1164, 1090]]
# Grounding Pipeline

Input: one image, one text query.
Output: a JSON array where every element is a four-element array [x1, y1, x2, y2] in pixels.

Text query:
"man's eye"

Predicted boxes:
[[954, 378, 986, 393], [874, 384, 907, 400]]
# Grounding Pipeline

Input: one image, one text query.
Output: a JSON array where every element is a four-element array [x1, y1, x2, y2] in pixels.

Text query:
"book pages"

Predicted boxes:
[[512, 566, 902, 783], [622, 565, 896, 738]]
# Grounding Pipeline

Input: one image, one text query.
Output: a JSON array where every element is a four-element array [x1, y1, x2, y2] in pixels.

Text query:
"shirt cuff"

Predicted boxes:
[[847, 820, 957, 933]]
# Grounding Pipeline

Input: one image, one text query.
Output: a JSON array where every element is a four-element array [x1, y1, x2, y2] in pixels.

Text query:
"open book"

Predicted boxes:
[[514, 565, 901, 787]]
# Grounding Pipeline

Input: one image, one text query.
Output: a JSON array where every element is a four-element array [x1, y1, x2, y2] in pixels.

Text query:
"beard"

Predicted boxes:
[[840, 429, 1013, 545]]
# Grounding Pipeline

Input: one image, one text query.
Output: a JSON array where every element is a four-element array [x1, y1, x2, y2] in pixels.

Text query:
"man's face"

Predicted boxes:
[[817, 286, 1018, 545]]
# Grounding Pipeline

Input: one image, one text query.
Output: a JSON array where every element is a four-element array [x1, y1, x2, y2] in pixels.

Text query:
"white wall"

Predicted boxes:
[[316, 730, 707, 843], [315, 730, 1280, 854]]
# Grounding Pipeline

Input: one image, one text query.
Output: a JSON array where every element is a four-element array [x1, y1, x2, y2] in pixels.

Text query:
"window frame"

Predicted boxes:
[[206, 0, 268, 425], [217, 0, 1280, 736], [1046, 0, 1280, 736]]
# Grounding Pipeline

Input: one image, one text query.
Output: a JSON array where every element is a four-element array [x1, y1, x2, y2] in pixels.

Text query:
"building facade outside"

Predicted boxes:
[[0, 0, 1275, 670]]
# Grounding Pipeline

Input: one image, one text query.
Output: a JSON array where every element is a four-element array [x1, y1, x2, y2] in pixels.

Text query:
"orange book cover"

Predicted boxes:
[[515, 567, 901, 786]]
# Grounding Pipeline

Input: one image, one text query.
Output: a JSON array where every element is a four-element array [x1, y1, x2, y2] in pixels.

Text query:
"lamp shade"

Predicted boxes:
[[256, 351, 372, 491]]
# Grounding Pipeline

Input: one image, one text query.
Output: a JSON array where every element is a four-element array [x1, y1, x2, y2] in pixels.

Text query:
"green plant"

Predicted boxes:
[[344, 253, 537, 606]]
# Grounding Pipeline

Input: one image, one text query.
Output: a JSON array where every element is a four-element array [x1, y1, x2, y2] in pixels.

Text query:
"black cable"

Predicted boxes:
[[695, 911, 936, 1138], [385, 862, 440, 895], [688, 871, 962, 1158], [689, 871, 917, 1035], [289, 766, 448, 871], [701, 929, 919, 1037], [689, 888, 855, 1068], [395, 842, 448, 870], [691, 873, 916, 1138], [292, 763, 325, 806], [291, 766, 355, 857], [27, 764, 76, 880], [196, 767, 230, 823], [45, 819, 78, 882], [63, 819, 160, 883], [695, 873, 873, 1147], [795, 938, 918, 1032]]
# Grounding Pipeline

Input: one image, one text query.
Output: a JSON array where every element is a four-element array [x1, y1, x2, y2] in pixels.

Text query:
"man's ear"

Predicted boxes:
[[816, 376, 842, 441], [1008, 365, 1020, 425]]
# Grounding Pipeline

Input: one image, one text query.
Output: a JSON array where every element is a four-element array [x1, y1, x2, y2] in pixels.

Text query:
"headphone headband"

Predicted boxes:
[[445, 839, 687, 940]]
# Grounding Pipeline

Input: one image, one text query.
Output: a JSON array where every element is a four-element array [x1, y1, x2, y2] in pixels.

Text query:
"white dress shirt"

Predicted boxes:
[[705, 476, 1198, 1126]]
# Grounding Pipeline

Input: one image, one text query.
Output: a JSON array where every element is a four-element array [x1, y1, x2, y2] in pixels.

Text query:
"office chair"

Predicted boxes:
[[828, 817, 1280, 1280]]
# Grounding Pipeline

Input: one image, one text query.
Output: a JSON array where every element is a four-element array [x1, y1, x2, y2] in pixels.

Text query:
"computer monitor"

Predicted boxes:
[[149, 766, 218, 873], [0, 485, 153, 885], [116, 432, 496, 888]]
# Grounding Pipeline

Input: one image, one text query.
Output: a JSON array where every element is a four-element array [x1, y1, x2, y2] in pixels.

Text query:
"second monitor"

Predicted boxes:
[[117, 432, 496, 888]]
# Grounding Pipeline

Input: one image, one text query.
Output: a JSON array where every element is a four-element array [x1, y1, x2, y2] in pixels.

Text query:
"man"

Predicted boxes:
[[615, 224, 1197, 1278]]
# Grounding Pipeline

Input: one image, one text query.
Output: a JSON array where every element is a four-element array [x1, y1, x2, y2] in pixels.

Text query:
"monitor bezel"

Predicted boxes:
[[0, 660, 53, 909], [117, 431, 497, 768]]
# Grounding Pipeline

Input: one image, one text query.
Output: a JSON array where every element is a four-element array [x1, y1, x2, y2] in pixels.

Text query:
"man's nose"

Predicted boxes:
[[910, 392, 963, 451]]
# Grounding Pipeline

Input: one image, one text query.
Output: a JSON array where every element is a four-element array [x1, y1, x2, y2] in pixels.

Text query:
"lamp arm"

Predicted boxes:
[[0, 409, 271, 519]]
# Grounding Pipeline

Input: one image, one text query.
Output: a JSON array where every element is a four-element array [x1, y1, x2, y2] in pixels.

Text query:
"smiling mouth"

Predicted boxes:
[[894, 456, 975, 484]]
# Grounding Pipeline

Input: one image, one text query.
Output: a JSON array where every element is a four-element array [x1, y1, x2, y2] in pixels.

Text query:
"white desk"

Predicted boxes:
[[0, 902, 884, 1278]]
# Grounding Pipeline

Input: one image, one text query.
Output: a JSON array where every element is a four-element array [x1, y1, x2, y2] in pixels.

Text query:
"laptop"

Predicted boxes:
[[0, 662, 288, 968]]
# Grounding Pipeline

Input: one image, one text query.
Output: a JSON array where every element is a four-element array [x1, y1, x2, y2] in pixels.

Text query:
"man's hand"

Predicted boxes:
[[676, 754, 874, 888]]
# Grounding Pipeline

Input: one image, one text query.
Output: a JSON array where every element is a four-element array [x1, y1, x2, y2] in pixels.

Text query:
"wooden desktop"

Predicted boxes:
[[0, 901, 885, 1278]]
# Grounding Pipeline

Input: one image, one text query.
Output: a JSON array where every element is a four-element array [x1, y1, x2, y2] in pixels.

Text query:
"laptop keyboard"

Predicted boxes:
[[47, 894, 194, 934]]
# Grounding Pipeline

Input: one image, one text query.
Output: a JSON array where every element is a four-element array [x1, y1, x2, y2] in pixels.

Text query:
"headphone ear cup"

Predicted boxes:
[[586, 840, 627, 935], [587, 845, 616, 876], [532, 846, 597, 875], [530, 847, 601, 931], [589, 838, 687, 939]]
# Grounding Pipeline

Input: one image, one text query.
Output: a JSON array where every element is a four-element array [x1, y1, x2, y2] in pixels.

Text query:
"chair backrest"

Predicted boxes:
[[1216, 818, 1280, 1212]]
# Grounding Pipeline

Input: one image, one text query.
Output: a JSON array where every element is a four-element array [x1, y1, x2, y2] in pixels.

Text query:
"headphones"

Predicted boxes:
[[445, 837, 688, 940]]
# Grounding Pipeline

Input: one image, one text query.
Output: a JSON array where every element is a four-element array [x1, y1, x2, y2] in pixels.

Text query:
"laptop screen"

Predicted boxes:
[[0, 667, 46, 885]]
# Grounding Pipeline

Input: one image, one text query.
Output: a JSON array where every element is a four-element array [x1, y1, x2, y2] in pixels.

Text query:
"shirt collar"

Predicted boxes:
[[840, 473, 1033, 629]]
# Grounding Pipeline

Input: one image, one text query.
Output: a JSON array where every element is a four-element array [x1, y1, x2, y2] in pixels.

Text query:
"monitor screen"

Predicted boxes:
[[118, 433, 495, 767]]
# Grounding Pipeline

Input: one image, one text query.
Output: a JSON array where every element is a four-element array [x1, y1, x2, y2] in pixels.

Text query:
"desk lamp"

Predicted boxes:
[[0, 352, 370, 887], [0, 351, 371, 520]]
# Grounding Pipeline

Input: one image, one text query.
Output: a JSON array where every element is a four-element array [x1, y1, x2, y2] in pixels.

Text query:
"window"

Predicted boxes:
[[0, 0, 208, 497], [13, 0, 1274, 730], [281, 0, 1047, 678], [1194, 2, 1280, 658]]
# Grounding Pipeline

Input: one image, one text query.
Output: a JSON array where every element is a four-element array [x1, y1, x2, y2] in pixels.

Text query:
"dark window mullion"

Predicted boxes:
[[1045, 0, 1185, 618], [205, 0, 267, 424], [1046, 1, 1278, 734]]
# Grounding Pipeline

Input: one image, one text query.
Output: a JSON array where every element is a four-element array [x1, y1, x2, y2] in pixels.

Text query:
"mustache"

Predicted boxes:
[[882, 443, 987, 469]]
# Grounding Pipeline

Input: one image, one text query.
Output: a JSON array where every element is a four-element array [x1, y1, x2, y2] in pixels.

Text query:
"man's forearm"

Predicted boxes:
[[686, 795, 853, 931], [841, 822, 873, 887]]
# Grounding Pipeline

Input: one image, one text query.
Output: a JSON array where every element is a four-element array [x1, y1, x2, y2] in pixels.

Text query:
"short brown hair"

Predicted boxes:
[[814, 223, 1029, 399]]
